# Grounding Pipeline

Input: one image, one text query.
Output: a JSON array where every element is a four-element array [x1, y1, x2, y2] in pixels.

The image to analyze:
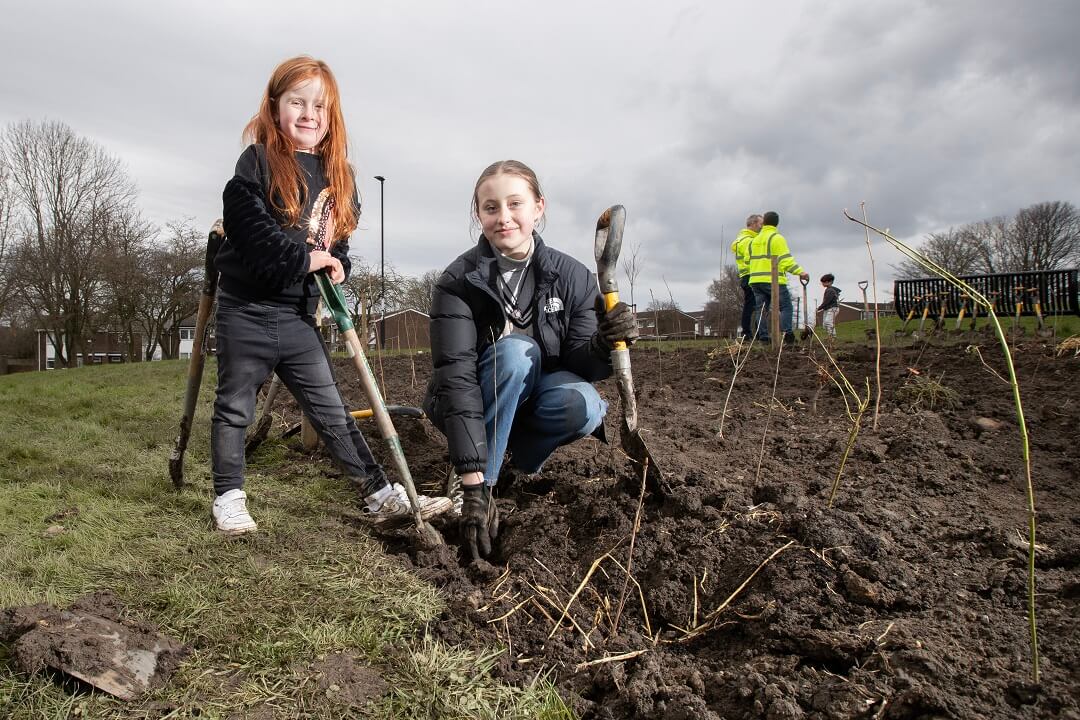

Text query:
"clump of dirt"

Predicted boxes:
[[305, 651, 388, 710], [0, 591, 190, 700], [279, 339, 1079, 719]]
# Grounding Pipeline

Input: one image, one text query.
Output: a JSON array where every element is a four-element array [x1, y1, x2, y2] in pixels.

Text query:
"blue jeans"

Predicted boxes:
[[211, 295, 385, 496], [479, 335, 607, 486], [752, 283, 794, 339]]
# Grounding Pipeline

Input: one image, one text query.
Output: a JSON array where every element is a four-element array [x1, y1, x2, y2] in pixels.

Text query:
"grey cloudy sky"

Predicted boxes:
[[3, 0, 1077, 310]]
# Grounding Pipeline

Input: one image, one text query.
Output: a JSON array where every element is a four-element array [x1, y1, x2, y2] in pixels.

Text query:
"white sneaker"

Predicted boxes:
[[212, 489, 257, 535], [364, 483, 452, 525]]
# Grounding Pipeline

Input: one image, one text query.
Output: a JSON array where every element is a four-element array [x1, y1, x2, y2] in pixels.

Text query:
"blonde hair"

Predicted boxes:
[[244, 56, 358, 243], [471, 160, 546, 232]]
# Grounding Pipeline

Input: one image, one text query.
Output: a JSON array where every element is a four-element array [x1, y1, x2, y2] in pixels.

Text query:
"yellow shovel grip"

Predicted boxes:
[[602, 291, 627, 352]]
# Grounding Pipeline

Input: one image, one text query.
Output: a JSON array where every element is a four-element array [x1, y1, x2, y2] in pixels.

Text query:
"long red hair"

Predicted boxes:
[[243, 56, 358, 243]]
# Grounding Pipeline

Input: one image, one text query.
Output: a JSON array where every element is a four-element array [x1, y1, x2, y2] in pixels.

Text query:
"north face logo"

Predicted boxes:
[[544, 298, 564, 313]]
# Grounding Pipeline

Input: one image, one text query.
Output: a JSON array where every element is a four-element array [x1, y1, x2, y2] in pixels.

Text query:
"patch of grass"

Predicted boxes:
[[894, 372, 962, 412], [830, 313, 1080, 344], [0, 360, 575, 719], [374, 636, 574, 720]]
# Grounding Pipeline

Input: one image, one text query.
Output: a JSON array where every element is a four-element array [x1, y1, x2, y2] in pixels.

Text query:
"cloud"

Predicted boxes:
[[2, 0, 1076, 309]]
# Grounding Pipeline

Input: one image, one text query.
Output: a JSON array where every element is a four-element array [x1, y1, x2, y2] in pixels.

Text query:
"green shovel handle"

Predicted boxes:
[[314, 273, 354, 332]]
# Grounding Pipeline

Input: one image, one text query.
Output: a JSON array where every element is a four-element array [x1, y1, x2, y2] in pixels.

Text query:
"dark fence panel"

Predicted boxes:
[[893, 269, 1079, 318]]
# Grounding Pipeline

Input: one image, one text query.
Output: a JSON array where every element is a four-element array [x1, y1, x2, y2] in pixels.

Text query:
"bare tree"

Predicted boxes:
[[2, 120, 138, 367], [901, 202, 1079, 278], [401, 269, 441, 313], [621, 240, 643, 310], [645, 296, 681, 311], [136, 220, 203, 359], [99, 207, 156, 360], [968, 215, 1013, 274], [895, 226, 987, 278], [1007, 201, 1079, 271], [340, 255, 378, 321], [702, 264, 743, 336], [0, 158, 16, 322]]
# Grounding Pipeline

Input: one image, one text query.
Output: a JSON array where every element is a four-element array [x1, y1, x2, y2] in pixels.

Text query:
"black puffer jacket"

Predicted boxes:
[[424, 233, 611, 475], [217, 145, 354, 315]]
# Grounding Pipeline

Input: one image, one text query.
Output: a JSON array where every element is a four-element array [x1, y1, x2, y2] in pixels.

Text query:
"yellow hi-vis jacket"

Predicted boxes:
[[731, 227, 757, 277], [747, 225, 805, 286]]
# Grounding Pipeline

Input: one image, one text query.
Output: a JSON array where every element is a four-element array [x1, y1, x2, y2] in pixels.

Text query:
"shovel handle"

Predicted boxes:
[[314, 273, 353, 331], [594, 205, 626, 294], [602, 290, 628, 353]]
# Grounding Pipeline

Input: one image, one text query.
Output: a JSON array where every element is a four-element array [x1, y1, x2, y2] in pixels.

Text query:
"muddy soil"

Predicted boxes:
[[0, 591, 190, 699], [284, 338, 1078, 719]]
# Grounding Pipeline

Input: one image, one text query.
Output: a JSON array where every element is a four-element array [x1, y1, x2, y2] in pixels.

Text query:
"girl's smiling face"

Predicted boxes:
[[476, 173, 545, 259], [276, 75, 327, 152]]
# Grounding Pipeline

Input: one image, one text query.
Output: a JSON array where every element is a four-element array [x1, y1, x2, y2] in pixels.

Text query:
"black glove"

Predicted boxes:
[[461, 483, 499, 561], [593, 296, 639, 352]]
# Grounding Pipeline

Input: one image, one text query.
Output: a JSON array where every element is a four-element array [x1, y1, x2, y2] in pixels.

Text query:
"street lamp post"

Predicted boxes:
[[374, 175, 385, 316]]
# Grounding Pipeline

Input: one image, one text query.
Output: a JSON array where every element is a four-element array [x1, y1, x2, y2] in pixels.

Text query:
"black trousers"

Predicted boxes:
[[739, 275, 755, 338], [211, 295, 386, 496]]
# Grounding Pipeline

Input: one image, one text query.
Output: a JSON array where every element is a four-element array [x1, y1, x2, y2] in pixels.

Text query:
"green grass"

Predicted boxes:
[[827, 313, 1080, 344], [0, 361, 571, 719]]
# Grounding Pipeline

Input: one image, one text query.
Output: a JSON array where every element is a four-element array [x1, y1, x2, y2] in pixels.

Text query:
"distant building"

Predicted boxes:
[[0, 324, 37, 375], [35, 326, 199, 370], [375, 309, 430, 350], [831, 301, 894, 326], [634, 308, 700, 340]]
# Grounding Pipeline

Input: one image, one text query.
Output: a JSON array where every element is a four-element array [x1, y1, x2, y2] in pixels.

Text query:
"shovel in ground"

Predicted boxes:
[[933, 291, 949, 334], [169, 220, 224, 488], [800, 276, 812, 340], [245, 373, 284, 454], [911, 297, 932, 340], [1012, 286, 1026, 339], [949, 295, 969, 335], [896, 295, 920, 338], [1030, 287, 1054, 338], [314, 273, 444, 547], [593, 206, 669, 496]]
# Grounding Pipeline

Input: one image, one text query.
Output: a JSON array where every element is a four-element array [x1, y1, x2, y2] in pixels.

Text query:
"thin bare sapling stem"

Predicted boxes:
[[805, 339, 870, 506], [648, 289, 663, 387], [754, 342, 785, 483], [860, 202, 883, 431], [717, 325, 762, 439], [843, 209, 1039, 684]]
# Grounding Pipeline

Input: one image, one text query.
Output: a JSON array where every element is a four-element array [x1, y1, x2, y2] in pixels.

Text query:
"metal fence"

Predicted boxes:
[[892, 269, 1079, 318]]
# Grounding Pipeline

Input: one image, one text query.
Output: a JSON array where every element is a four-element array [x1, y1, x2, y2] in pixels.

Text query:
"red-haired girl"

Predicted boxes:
[[211, 56, 450, 534]]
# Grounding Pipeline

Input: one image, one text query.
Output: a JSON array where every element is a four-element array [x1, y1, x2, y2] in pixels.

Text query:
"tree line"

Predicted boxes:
[[0, 121, 439, 368], [893, 201, 1080, 279]]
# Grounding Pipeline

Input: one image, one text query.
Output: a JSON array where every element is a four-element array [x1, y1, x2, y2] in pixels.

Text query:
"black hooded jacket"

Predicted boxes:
[[216, 144, 354, 315], [423, 233, 612, 475]]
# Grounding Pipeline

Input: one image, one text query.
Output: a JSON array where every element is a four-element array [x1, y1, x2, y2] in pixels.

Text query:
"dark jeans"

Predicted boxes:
[[752, 283, 794, 339], [479, 335, 607, 486], [211, 295, 385, 496], [739, 275, 755, 338]]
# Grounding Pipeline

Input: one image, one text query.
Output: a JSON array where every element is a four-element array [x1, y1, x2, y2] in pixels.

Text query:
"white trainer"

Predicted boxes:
[[364, 483, 452, 525], [212, 489, 257, 535]]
